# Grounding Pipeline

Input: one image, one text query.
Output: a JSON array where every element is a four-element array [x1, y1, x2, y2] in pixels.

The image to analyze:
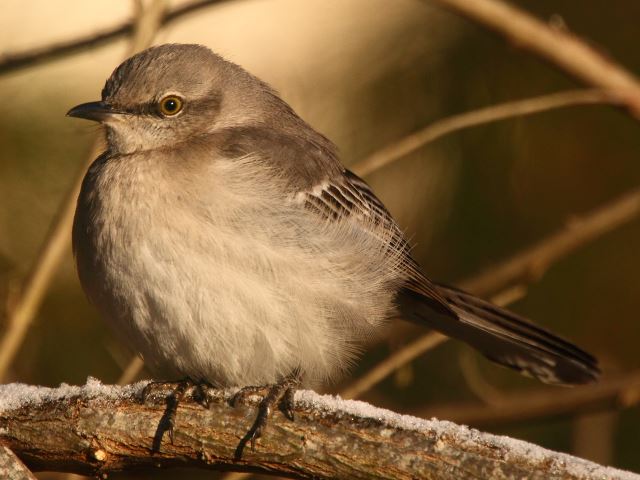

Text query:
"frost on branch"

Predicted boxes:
[[0, 378, 637, 479]]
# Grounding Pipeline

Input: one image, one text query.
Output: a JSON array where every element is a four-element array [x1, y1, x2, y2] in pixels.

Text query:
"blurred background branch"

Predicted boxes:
[[0, 0, 166, 381], [352, 89, 618, 176], [341, 331, 447, 400], [417, 369, 640, 427], [0, 0, 227, 76], [429, 0, 640, 117], [459, 187, 640, 296]]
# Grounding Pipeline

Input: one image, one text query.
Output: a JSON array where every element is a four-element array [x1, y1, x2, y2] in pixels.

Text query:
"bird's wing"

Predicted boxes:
[[296, 169, 457, 317], [298, 169, 392, 224], [296, 169, 599, 385]]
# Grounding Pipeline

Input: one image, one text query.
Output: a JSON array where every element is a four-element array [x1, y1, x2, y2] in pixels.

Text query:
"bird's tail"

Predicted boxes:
[[399, 283, 600, 385]]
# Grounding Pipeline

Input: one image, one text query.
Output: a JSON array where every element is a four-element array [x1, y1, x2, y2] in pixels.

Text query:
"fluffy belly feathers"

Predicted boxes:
[[73, 155, 404, 386]]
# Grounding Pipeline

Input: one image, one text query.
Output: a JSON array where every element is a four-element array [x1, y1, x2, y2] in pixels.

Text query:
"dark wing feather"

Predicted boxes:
[[299, 169, 457, 317]]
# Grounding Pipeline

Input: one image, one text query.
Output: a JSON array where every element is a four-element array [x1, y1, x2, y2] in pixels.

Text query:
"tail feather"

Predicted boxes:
[[399, 283, 600, 385], [439, 285, 597, 366]]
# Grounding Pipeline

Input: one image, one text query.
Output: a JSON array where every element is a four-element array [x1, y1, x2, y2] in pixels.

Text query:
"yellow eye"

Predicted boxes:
[[158, 96, 183, 116]]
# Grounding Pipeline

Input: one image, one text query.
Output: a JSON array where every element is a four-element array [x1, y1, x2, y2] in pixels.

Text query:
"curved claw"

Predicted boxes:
[[282, 386, 296, 421], [149, 378, 212, 452], [234, 373, 301, 459]]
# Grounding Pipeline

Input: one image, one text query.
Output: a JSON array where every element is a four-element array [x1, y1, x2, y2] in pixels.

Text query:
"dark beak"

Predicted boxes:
[[66, 101, 115, 122]]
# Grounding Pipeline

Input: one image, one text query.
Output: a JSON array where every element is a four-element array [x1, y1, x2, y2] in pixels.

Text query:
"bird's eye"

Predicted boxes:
[[158, 96, 183, 116]]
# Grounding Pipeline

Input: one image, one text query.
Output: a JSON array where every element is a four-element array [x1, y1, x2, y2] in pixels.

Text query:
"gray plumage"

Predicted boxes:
[[69, 44, 599, 388]]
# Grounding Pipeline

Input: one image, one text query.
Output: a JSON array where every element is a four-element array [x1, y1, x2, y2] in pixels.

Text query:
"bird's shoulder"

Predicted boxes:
[[211, 124, 342, 189]]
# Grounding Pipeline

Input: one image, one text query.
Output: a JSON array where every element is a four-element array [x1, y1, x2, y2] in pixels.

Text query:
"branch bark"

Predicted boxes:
[[0, 446, 37, 480], [0, 381, 637, 479]]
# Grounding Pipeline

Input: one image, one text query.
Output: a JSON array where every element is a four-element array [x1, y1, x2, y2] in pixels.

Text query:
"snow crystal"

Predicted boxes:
[[295, 390, 640, 480], [0, 377, 148, 413]]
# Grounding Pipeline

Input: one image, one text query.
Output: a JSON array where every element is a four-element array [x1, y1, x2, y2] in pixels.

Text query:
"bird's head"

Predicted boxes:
[[67, 44, 280, 155]]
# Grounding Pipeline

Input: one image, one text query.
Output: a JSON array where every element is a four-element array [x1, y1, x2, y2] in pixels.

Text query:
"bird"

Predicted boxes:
[[68, 43, 599, 443]]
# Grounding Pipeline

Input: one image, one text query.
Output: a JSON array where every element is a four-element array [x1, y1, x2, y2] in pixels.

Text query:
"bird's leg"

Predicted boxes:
[[281, 381, 296, 421], [164, 380, 189, 444], [233, 370, 301, 456], [144, 378, 212, 452], [191, 381, 211, 408]]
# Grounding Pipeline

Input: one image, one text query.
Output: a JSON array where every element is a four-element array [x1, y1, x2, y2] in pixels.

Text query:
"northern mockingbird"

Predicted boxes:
[[68, 44, 598, 442]]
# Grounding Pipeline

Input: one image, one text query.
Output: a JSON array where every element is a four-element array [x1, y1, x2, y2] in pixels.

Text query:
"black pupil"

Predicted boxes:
[[164, 99, 177, 112]]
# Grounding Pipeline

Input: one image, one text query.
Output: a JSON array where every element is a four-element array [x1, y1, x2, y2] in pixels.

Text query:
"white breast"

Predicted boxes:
[[73, 152, 406, 387]]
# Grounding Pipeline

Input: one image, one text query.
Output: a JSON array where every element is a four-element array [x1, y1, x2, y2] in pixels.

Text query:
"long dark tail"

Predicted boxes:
[[399, 283, 600, 385]]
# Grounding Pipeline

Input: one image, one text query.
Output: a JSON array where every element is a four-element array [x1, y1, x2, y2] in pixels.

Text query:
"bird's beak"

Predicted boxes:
[[66, 101, 116, 122]]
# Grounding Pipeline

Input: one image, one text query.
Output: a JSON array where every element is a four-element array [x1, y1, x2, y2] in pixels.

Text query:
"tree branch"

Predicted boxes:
[[0, 445, 37, 480], [0, 0, 228, 75], [429, 0, 640, 118], [0, 380, 637, 479], [340, 332, 447, 400], [415, 369, 640, 428], [351, 89, 617, 176], [458, 187, 640, 297]]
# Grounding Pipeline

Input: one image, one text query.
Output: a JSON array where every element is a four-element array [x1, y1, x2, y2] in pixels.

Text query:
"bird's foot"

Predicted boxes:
[[232, 371, 301, 457], [143, 378, 211, 451]]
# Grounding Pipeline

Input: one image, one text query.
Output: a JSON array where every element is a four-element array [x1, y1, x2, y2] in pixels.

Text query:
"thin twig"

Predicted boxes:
[[117, 357, 145, 385], [572, 410, 617, 466], [0, 0, 228, 75], [429, 0, 640, 117], [340, 332, 447, 400], [0, 446, 37, 480], [341, 187, 640, 400], [0, 142, 102, 380], [414, 370, 640, 427], [458, 349, 510, 407], [458, 187, 640, 297], [351, 89, 617, 176], [0, 0, 167, 381], [128, 0, 168, 56]]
